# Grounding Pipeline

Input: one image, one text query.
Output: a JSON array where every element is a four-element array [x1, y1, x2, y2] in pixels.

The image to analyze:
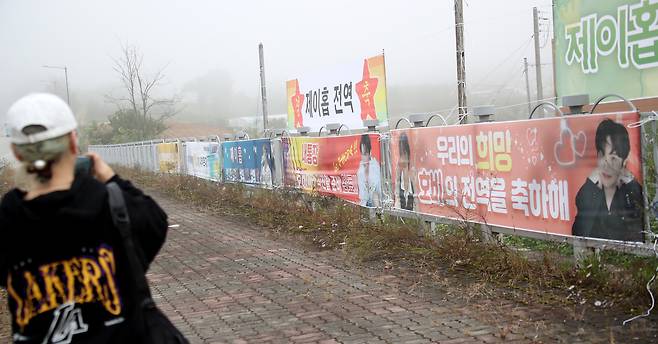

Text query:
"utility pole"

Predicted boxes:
[[454, 0, 467, 123], [533, 7, 543, 113], [523, 58, 532, 115], [258, 43, 269, 132], [64, 66, 70, 106], [552, 37, 558, 103]]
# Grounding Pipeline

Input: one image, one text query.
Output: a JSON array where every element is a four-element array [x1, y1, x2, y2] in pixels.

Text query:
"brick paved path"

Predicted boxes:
[[1, 193, 655, 343], [148, 196, 634, 344]]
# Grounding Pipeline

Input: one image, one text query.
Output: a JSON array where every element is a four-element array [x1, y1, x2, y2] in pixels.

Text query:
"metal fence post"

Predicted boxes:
[[379, 134, 394, 209]]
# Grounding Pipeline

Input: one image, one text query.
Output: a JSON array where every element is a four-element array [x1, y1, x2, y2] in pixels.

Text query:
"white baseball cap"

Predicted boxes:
[[6, 93, 78, 145]]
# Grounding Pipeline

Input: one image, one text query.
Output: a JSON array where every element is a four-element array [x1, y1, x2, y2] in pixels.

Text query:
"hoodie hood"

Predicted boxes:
[[1, 174, 108, 223]]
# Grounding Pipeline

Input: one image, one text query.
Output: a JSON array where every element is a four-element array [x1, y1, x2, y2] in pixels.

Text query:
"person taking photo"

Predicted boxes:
[[0, 93, 171, 343]]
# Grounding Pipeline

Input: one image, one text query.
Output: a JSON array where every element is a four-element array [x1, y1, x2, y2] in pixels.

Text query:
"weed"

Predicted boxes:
[[113, 167, 658, 313], [502, 235, 573, 256], [2, 166, 656, 316]]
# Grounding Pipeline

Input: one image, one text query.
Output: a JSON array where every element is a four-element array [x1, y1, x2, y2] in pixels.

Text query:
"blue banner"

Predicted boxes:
[[222, 139, 276, 185]]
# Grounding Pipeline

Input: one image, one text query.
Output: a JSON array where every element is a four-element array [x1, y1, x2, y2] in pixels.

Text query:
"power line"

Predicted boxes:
[[488, 65, 525, 104], [474, 36, 533, 86], [493, 96, 558, 110], [411, 36, 534, 116]]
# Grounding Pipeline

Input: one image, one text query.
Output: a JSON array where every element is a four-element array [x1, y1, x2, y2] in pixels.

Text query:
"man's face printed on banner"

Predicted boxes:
[[597, 136, 626, 189]]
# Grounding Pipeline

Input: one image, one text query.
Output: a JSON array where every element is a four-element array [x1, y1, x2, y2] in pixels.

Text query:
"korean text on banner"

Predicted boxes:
[[157, 143, 179, 174], [184, 142, 221, 181], [554, 0, 658, 101], [286, 54, 388, 132], [283, 134, 383, 207], [390, 112, 645, 242], [222, 139, 276, 186]]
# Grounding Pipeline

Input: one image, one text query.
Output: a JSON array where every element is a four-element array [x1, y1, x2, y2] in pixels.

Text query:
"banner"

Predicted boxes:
[[222, 139, 277, 186], [283, 134, 383, 206], [184, 142, 221, 181], [208, 147, 222, 182], [554, 0, 658, 101], [390, 112, 645, 242], [270, 138, 285, 186], [156, 143, 179, 174], [286, 54, 388, 132]]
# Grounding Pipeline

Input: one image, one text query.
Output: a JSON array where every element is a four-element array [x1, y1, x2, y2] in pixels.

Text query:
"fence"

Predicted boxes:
[[89, 109, 658, 259]]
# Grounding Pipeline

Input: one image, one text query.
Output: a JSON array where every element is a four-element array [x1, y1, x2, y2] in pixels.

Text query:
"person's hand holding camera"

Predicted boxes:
[[86, 152, 116, 183]]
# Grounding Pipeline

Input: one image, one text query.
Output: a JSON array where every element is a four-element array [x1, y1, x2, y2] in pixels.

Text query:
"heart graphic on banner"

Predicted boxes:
[[554, 129, 576, 166], [574, 131, 587, 157], [526, 127, 538, 146]]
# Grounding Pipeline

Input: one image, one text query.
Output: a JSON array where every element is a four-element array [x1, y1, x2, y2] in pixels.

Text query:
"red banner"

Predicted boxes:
[[283, 134, 383, 206], [390, 112, 645, 242]]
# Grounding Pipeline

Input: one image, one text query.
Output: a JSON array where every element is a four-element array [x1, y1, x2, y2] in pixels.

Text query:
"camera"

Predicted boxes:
[[74, 156, 94, 176]]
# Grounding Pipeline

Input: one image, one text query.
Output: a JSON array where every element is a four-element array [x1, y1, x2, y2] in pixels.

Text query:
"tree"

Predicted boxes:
[[108, 109, 167, 143], [79, 109, 168, 152], [79, 121, 114, 152], [106, 44, 179, 140]]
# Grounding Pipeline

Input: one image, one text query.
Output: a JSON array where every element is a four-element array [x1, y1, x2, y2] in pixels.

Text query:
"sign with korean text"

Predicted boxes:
[[554, 0, 658, 101], [184, 142, 221, 181], [283, 134, 383, 206], [222, 139, 277, 186], [390, 112, 645, 242], [286, 55, 388, 132], [156, 143, 179, 174]]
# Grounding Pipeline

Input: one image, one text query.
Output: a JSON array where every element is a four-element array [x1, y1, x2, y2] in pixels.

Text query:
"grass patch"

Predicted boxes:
[[502, 235, 573, 256], [109, 167, 658, 314], [1, 165, 656, 316]]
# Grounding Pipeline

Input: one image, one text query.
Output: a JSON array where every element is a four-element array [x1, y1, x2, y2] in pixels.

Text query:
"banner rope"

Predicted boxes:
[[623, 230, 658, 325], [627, 111, 657, 128], [623, 111, 658, 325]]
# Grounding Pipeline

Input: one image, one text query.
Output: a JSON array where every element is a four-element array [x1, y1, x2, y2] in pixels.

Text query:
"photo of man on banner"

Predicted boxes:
[[572, 119, 644, 242], [259, 143, 275, 186], [395, 133, 416, 211], [357, 134, 381, 207]]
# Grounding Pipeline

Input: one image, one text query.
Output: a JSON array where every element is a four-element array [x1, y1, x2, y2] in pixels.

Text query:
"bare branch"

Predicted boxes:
[[109, 43, 180, 140]]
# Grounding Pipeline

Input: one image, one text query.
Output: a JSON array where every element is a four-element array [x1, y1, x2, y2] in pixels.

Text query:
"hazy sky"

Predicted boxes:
[[0, 0, 554, 122]]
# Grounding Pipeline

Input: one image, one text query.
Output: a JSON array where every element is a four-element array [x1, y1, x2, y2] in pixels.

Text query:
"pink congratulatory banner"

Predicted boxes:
[[390, 112, 645, 243]]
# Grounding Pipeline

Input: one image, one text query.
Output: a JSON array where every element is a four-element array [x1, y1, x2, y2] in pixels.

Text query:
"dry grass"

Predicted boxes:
[[0, 165, 656, 327], [113, 167, 658, 314]]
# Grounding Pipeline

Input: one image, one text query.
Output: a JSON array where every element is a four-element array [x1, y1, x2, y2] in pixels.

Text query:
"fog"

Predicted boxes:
[[0, 0, 554, 133]]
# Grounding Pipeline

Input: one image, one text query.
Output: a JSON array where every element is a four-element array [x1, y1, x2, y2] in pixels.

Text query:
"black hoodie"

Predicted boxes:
[[0, 174, 168, 343]]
